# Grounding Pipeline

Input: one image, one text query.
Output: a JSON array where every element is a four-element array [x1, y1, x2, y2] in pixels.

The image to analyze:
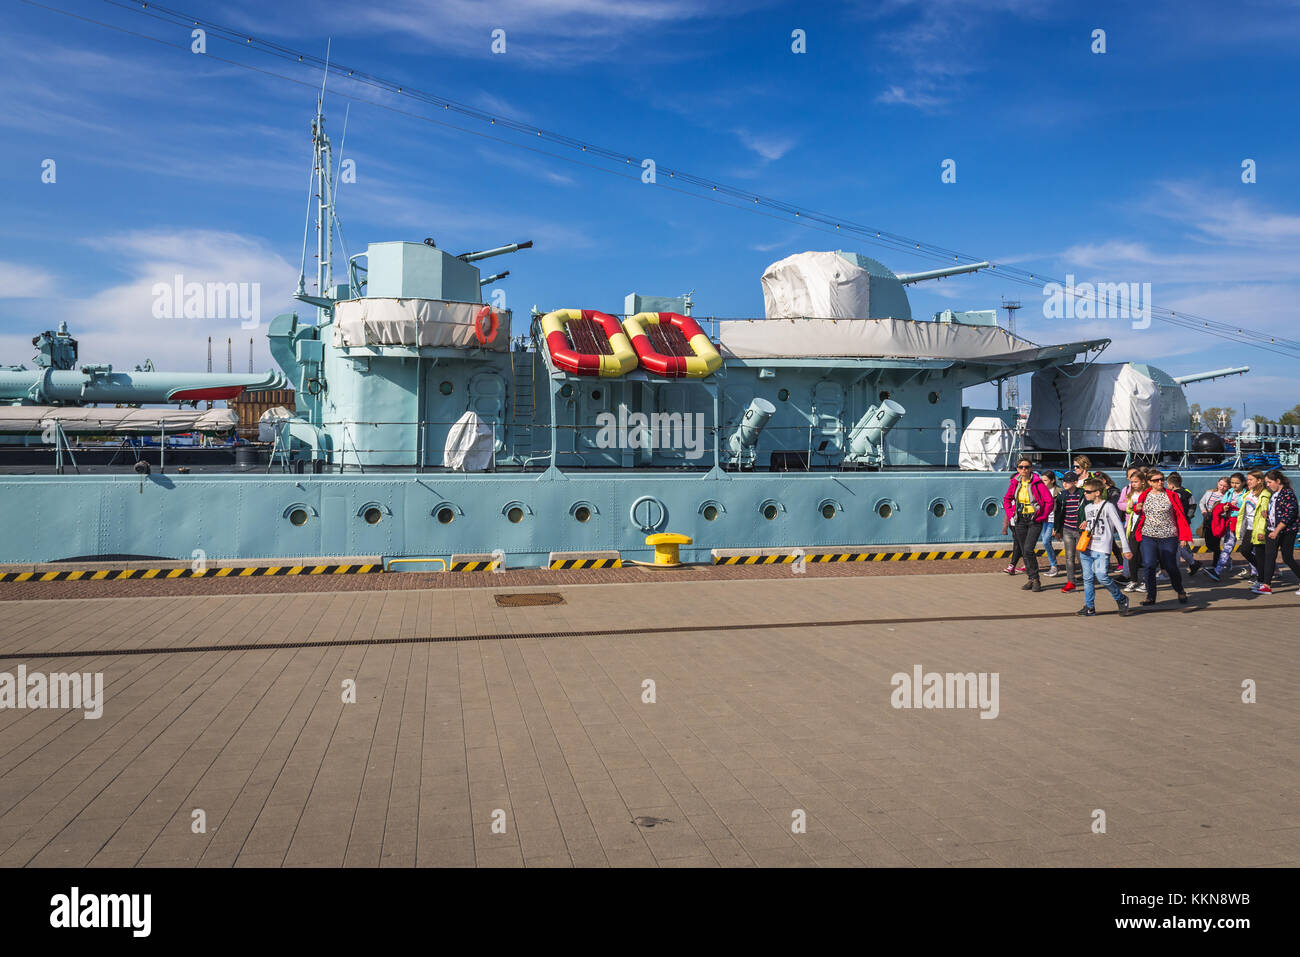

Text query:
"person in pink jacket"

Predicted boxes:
[[1001, 458, 1054, 593]]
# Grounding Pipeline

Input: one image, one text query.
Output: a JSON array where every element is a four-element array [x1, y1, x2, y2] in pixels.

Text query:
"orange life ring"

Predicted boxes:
[[474, 306, 499, 345]]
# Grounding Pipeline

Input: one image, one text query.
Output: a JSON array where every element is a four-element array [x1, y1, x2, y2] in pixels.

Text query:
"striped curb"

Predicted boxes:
[[0, 563, 382, 583]]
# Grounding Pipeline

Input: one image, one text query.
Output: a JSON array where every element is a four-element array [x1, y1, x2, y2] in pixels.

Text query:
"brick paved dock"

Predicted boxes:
[[1, 566, 1296, 867]]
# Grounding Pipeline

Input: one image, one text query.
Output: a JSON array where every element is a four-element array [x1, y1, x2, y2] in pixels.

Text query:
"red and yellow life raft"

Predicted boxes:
[[622, 312, 722, 378], [540, 309, 638, 377]]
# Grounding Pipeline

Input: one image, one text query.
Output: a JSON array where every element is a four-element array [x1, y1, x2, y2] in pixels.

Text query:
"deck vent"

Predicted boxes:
[[494, 593, 565, 607]]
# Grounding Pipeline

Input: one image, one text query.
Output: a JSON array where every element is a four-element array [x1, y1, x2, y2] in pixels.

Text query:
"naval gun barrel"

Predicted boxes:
[[896, 261, 991, 285], [480, 271, 510, 287], [458, 241, 533, 263], [0, 368, 288, 405], [1173, 366, 1250, 385]]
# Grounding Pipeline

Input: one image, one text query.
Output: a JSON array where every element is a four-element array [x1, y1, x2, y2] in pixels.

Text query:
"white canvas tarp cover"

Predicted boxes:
[[1027, 363, 1161, 455], [959, 417, 1017, 471], [761, 251, 874, 319], [257, 406, 293, 443], [0, 406, 238, 434], [444, 410, 494, 471], [717, 317, 1038, 360], [333, 298, 511, 351]]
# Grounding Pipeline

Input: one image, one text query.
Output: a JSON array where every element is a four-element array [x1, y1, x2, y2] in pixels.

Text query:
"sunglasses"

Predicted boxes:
[[1016, 464, 1031, 470]]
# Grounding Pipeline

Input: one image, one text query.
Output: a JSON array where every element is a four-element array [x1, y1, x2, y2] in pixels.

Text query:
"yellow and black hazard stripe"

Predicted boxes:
[[548, 558, 622, 570], [714, 549, 1019, 565], [0, 563, 381, 583], [449, 559, 501, 572]]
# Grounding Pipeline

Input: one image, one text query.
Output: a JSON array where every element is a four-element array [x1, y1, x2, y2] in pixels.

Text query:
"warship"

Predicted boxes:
[[0, 101, 1294, 568]]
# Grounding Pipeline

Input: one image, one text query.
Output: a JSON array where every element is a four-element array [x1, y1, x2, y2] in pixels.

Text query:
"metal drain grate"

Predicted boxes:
[[494, 592, 566, 607]]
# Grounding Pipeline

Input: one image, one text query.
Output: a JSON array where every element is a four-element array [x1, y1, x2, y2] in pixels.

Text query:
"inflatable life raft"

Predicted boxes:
[[622, 312, 723, 378], [540, 309, 638, 377]]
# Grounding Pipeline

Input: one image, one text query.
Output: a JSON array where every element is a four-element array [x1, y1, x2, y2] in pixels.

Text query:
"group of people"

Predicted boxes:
[[1001, 455, 1299, 616]]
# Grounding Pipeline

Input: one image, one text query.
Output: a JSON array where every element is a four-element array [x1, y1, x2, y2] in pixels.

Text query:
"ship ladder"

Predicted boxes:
[[510, 348, 537, 453]]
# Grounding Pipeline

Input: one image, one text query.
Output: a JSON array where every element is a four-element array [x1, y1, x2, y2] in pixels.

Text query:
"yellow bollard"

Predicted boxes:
[[645, 532, 692, 566]]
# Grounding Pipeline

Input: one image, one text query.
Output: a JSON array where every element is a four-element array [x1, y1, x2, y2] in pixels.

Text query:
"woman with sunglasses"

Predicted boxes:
[[1132, 469, 1195, 605], [1001, 458, 1053, 592]]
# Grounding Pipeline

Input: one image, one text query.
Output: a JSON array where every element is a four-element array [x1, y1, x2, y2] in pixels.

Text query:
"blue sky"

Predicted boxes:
[[3, 0, 1299, 422]]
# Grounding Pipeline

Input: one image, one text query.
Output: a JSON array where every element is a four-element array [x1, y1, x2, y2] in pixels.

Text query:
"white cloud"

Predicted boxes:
[[346, 0, 751, 64], [731, 128, 796, 162], [861, 0, 1048, 109], [2, 231, 300, 374], [0, 262, 57, 298], [874, 84, 946, 110]]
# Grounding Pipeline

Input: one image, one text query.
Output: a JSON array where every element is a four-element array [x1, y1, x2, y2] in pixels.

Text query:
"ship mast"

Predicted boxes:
[[296, 47, 337, 324]]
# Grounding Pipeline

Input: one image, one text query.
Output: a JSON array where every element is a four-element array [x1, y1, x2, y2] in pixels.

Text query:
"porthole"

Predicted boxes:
[[574, 506, 591, 523], [437, 507, 455, 525], [777, 389, 789, 402], [698, 500, 725, 521], [928, 391, 939, 404], [763, 504, 778, 520], [931, 500, 948, 518], [439, 380, 453, 396], [560, 384, 573, 398], [363, 507, 383, 525], [591, 389, 602, 401], [982, 499, 999, 518], [875, 498, 898, 519], [501, 501, 533, 523], [822, 503, 836, 519], [289, 508, 308, 526]]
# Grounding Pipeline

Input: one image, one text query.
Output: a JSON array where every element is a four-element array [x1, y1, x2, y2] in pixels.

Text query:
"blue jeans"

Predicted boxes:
[[1081, 550, 1123, 608], [1214, 531, 1236, 575], [1039, 520, 1057, 568]]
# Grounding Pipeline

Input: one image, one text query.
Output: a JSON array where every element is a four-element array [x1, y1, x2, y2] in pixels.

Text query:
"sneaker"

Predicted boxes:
[[1045, 568, 1059, 578], [1061, 581, 1076, 593], [1236, 568, 1252, 579], [1157, 570, 1168, 580], [1124, 581, 1139, 593], [1252, 584, 1272, 594], [1016, 565, 1026, 573], [1076, 606, 1095, 617], [1118, 596, 1130, 617], [1177, 592, 1188, 604], [1186, 563, 1199, 576], [1204, 568, 1221, 582], [1141, 598, 1156, 606], [1005, 564, 1016, 575]]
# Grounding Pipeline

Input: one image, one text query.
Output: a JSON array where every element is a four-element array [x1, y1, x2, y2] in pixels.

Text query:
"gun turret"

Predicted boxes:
[[895, 261, 990, 285]]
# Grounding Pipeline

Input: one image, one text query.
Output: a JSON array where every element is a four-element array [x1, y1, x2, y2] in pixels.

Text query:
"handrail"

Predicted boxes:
[[383, 557, 447, 572]]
